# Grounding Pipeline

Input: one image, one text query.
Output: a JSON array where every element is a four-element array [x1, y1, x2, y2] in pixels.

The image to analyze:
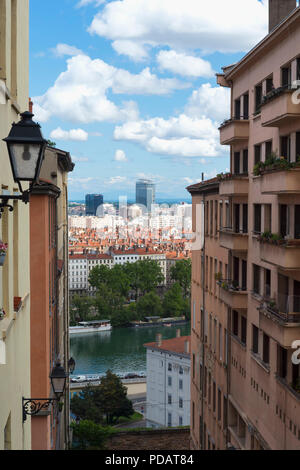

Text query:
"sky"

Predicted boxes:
[[29, 0, 269, 201]]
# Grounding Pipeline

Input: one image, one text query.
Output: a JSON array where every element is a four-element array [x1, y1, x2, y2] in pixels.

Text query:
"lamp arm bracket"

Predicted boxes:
[[22, 397, 59, 422]]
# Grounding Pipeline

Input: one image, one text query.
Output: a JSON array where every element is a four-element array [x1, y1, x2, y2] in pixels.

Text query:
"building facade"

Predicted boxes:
[[189, 0, 300, 450], [0, 0, 31, 450], [136, 179, 156, 213], [145, 334, 190, 428], [30, 146, 74, 450], [85, 194, 103, 216]]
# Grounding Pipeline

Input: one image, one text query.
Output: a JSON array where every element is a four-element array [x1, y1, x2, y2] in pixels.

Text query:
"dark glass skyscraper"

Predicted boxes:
[[85, 194, 104, 216], [136, 179, 155, 212]]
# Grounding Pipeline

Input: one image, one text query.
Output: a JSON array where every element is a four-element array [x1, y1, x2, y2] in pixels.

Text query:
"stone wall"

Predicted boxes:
[[105, 428, 190, 451]]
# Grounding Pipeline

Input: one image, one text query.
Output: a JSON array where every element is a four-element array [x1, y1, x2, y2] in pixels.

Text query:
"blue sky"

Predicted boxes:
[[29, 0, 268, 201]]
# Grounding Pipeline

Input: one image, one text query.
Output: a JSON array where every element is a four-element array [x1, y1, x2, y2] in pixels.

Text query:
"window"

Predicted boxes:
[[234, 152, 240, 174], [179, 366, 183, 375], [243, 93, 249, 119], [168, 376, 172, 386], [255, 83, 263, 112], [234, 98, 241, 119], [253, 264, 260, 295], [254, 144, 261, 165], [266, 76, 274, 94], [252, 325, 259, 354], [265, 140, 272, 160], [263, 333, 270, 365], [179, 397, 183, 409], [254, 204, 262, 233], [218, 389, 222, 421], [233, 310, 239, 337], [277, 345, 287, 379], [241, 316, 247, 345], [179, 379, 183, 390], [168, 394, 172, 405], [213, 382, 216, 413], [280, 135, 291, 161], [179, 416, 183, 426], [243, 149, 248, 174], [168, 363, 172, 371], [168, 413, 172, 427], [281, 65, 291, 88]]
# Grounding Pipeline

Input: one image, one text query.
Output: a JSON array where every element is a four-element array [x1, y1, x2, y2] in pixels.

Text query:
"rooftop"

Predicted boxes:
[[144, 335, 191, 356]]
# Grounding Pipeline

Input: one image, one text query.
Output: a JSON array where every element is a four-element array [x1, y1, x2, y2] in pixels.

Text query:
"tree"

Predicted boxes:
[[70, 385, 105, 424], [163, 282, 185, 317], [137, 259, 164, 295], [88, 264, 111, 289], [97, 370, 134, 424], [71, 295, 93, 322], [170, 259, 191, 298], [71, 420, 113, 450], [47, 139, 56, 148], [136, 291, 162, 319]]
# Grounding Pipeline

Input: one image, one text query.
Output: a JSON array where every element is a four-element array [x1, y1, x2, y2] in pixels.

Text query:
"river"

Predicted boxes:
[[70, 322, 191, 376]]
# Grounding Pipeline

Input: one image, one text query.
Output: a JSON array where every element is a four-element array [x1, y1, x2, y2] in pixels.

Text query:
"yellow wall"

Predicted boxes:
[[0, 0, 30, 450]]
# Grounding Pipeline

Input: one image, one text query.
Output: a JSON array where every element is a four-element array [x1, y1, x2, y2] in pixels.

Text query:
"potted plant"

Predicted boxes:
[[0, 242, 8, 266], [0, 308, 6, 320]]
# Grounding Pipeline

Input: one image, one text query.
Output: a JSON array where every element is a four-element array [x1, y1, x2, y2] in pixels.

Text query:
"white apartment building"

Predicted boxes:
[[69, 249, 167, 293], [144, 334, 191, 428]]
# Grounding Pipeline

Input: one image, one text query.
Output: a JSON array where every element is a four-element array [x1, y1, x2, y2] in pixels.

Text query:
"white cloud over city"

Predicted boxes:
[[88, 0, 268, 59]]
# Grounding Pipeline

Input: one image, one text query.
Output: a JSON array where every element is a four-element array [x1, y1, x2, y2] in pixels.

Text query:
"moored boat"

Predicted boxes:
[[70, 320, 112, 335]]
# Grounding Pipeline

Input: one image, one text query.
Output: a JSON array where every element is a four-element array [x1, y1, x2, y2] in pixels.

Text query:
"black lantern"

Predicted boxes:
[[22, 362, 68, 422], [1, 111, 47, 218], [50, 362, 67, 399], [68, 357, 76, 374], [3, 111, 47, 186]]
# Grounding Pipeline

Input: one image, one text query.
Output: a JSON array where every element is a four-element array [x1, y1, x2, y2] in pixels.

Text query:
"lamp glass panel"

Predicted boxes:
[[9, 143, 41, 180], [51, 377, 66, 396]]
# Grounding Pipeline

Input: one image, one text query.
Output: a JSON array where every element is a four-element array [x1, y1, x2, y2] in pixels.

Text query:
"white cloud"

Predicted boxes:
[[112, 40, 149, 62], [113, 83, 231, 158], [71, 155, 89, 162], [88, 0, 268, 56], [157, 50, 214, 78], [33, 55, 188, 123], [106, 176, 127, 185], [76, 0, 105, 8], [52, 43, 83, 57], [114, 149, 128, 162], [185, 83, 230, 122], [50, 127, 89, 141]]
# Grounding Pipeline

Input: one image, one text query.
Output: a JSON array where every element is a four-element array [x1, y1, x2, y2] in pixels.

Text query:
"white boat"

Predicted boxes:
[[69, 320, 112, 335]]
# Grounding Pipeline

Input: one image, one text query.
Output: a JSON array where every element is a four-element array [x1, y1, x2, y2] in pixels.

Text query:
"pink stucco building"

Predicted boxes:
[[188, 0, 300, 450]]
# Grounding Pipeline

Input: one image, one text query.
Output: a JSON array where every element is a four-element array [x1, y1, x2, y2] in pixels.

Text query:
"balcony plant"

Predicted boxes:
[[0, 242, 8, 266], [292, 378, 300, 394]]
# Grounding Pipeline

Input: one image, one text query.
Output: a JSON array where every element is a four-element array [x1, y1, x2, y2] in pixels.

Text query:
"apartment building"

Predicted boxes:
[[69, 249, 167, 296], [30, 146, 74, 450], [188, 0, 300, 450], [0, 0, 31, 450], [145, 333, 191, 428]]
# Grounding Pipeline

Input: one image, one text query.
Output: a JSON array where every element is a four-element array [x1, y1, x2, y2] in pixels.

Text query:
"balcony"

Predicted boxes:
[[219, 228, 248, 252], [218, 174, 249, 196], [259, 238, 300, 271], [260, 87, 300, 127], [260, 167, 300, 195], [218, 280, 248, 310], [219, 119, 249, 145]]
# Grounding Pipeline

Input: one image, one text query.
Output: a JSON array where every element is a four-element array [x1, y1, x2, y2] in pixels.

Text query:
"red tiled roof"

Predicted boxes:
[[144, 335, 191, 355]]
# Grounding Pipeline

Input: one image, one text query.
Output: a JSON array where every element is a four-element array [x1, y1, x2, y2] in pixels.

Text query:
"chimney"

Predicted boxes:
[[184, 340, 190, 354], [156, 333, 162, 347], [176, 329, 181, 338], [269, 0, 296, 32], [29, 97, 33, 113]]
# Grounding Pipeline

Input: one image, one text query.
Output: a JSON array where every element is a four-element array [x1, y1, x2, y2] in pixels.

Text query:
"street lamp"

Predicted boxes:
[[68, 357, 76, 374], [1, 111, 47, 218], [22, 362, 68, 422]]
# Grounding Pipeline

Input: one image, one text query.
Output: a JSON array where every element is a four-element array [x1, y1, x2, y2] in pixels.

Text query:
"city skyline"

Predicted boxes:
[[29, 0, 269, 200]]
